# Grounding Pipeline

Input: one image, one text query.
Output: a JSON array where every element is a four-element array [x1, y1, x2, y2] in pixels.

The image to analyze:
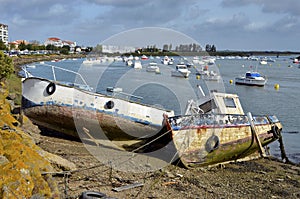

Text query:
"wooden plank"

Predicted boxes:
[[112, 182, 144, 192], [247, 112, 266, 157]]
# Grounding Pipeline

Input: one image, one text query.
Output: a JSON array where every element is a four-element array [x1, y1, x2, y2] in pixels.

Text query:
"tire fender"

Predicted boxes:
[[105, 100, 114, 109], [205, 135, 220, 152], [46, 82, 56, 95]]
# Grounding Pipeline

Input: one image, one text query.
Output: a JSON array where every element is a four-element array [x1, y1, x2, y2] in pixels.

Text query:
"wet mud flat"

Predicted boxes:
[[36, 131, 300, 199]]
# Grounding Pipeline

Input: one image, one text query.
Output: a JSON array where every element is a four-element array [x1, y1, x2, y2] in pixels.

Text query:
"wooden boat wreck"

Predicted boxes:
[[21, 64, 174, 141], [163, 92, 282, 168]]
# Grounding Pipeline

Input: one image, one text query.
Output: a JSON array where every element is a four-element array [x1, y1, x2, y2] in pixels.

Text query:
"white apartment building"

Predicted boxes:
[[44, 37, 77, 50], [0, 23, 8, 45], [102, 45, 136, 53]]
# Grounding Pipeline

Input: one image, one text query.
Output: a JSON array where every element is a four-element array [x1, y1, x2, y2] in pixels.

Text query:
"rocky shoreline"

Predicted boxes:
[[12, 54, 85, 70], [0, 55, 299, 198]]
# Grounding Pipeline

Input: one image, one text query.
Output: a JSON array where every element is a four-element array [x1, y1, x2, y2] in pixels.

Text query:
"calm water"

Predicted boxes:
[[23, 56, 300, 163]]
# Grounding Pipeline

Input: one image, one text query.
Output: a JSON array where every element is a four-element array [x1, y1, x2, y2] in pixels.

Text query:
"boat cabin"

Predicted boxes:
[[176, 64, 187, 70], [195, 92, 244, 115], [246, 72, 261, 78], [212, 92, 244, 115]]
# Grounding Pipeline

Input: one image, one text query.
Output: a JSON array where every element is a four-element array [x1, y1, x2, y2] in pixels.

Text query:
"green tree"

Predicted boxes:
[[0, 51, 14, 81], [26, 44, 33, 51], [211, 45, 216, 52], [18, 41, 27, 51], [62, 45, 70, 51], [0, 40, 7, 51], [205, 44, 211, 52], [59, 46, 70, 55], [46, 44, 58, 52], [9, 43, 16, 50]]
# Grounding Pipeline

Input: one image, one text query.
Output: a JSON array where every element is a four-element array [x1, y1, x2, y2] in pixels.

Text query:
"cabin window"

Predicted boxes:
[[224, 98, 236, 108]]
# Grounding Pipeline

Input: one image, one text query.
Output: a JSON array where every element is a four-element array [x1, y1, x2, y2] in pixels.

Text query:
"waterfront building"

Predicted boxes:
[[44, 37, 64, 47], [44, 37, 76, 51], [0, 23, 8, 45], [102, 45, 136, 53]]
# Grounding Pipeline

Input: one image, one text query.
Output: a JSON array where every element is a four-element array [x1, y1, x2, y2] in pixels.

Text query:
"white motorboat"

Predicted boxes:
[[202, 70, 221, 81], [259, 60, 268, 65], [171, 63, 191, 78], [235, 71, 267, 86], [126, 59, 133, 66], [141, 55, 148, 60], [146, 62, 160, 73], [133, 60, 142, 69], [162, 56, 171, 65]]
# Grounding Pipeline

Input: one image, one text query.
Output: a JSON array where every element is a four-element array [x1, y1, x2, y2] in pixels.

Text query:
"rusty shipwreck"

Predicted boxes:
[[163, 92, 282, 167]]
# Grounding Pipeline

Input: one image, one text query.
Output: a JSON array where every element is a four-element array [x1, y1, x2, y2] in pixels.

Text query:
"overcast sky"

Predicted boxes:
[[1, 0, 300, 51]]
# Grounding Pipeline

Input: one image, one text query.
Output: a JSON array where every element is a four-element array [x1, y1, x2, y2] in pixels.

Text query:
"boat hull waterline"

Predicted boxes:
[[235, 77, 267, 86]]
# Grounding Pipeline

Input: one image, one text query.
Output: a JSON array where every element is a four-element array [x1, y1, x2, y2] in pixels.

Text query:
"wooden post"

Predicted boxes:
[[247, 112, 266, 157]]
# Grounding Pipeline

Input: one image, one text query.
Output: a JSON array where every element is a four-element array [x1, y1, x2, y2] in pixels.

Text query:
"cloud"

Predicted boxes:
[[261, 0, 300, 16], [202, 12, 250, 30], [92, 0, 194, 25], [272, 15, 300, 32], [86, 0, 149, 7], [75, 0, 200, 44], [244, 22, 267, 31], [0, 0, 79, 26], [221, 0, 261, 7], [221, 0, 300, 16]]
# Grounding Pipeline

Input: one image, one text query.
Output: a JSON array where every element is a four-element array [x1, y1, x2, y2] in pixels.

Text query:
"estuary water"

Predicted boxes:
[[23, 56, 300, 163]]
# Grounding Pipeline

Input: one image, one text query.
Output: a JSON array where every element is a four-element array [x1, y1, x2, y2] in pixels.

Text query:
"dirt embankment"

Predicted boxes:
[[0, 83, 60, 198]]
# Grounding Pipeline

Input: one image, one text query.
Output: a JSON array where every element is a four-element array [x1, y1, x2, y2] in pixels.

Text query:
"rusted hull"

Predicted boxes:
[[23, 103, 164, 141], [167, 115, 282, 167]]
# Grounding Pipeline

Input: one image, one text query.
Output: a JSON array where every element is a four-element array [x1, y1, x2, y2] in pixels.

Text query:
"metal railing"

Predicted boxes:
[[169, 113, 276, 128], [22, 63, 92, 91]]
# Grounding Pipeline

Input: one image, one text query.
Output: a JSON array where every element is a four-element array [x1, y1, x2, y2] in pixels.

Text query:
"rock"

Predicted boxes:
[[37, 149, 77, 171], [6, 93, 16, 100], [11, 106, 21, 114], [0, 155, 9, 166], [176, 173, 183, 178], [165, 171, 175, 178], [1, 124, 10, 130]]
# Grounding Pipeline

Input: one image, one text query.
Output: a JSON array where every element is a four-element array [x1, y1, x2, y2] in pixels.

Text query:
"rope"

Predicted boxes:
[[277, 134, 295, 164], [130, 129, 172, 153], [266, 116, 295, 165]]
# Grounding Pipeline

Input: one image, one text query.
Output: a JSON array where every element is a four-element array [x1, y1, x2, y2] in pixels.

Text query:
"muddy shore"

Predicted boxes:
[[35, 128, 300, 199], [18, 100, 298, 199]]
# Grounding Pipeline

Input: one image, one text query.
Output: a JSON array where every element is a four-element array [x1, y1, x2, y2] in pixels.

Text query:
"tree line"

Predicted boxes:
[[0, 40, 93, 55]]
